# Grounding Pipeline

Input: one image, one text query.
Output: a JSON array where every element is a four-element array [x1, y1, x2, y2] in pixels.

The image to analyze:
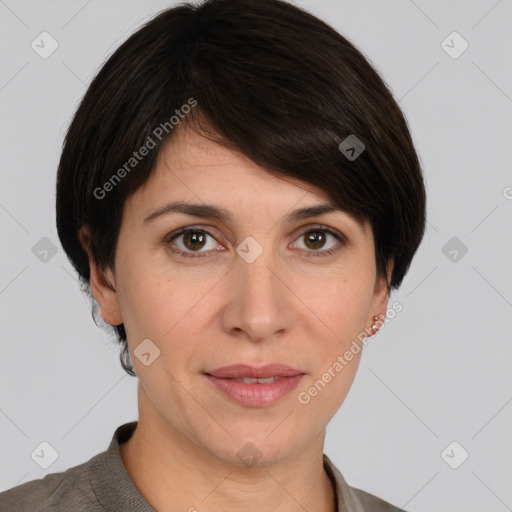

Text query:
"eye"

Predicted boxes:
[[164, 225, 345, 259], [165, 227, 221, 258], [291, 226, 345, 258]]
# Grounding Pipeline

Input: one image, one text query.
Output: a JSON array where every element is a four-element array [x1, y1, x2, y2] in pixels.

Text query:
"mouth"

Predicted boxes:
[[221, 376, 284, 384], [204, 363, 304, 379], [203, 364, 305, 407]]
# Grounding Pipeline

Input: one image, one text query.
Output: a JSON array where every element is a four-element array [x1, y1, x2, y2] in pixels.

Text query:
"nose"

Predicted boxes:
[[220, 239, 292, 342]]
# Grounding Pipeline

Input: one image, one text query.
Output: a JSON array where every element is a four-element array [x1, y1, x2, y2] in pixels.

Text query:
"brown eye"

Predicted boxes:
[[182, 231, 207, 251], [303, 230, 327, 250], [165, 225, 344, 260], [166, 228, 220, 258], [293, 227, 344, 259]]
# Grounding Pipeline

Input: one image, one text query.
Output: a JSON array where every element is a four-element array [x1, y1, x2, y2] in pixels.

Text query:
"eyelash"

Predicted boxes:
[[164, 225, 345, 259]]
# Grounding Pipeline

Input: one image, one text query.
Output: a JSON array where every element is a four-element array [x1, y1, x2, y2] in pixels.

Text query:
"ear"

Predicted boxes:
[[367, 257, 394, 325], [78, 226, 123, 326]]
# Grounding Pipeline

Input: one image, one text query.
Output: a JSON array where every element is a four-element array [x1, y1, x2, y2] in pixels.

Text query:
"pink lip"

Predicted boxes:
[[204, 364, 305, 407], [204, 373, 304, 407]]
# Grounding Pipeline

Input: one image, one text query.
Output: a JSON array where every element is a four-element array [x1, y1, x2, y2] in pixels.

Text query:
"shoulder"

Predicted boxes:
[[349, 486, 408, 512], [323, 453, 407, 512], [0, 453, 103, 512]]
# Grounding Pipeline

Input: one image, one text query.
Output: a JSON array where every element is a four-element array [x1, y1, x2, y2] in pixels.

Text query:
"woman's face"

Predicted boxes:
[[90, 126, 391, 465]]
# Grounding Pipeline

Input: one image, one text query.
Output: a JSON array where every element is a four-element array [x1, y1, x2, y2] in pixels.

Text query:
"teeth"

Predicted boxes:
[[234, 376, 281, 384]]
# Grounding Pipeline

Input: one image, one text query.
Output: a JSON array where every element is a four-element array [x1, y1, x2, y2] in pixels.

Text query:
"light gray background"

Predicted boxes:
[[1, 1, 511, 511]]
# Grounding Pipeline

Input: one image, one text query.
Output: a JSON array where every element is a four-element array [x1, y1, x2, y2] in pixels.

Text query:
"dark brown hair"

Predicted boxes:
[[56, 0, 426, 376]]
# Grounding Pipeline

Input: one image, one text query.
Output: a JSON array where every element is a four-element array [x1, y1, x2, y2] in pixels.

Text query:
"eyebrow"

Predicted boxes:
[[143, 201, 365, 231]]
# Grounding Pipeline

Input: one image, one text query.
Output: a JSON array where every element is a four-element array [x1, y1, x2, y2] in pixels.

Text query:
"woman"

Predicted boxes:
[[0, 0, 425, 510]]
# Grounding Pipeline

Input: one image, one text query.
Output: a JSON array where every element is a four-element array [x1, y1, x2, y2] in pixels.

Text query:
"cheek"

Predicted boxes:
[[115, 250, 179, 340], [296, 269, 374, 347], [291, 268, 372, 408], [118, 274, 169, 339], [117, 260, 216, 364], [296, 339, 362, 429]]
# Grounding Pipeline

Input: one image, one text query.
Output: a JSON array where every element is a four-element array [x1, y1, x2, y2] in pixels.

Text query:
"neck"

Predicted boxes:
[[119, 388, 336, 512]]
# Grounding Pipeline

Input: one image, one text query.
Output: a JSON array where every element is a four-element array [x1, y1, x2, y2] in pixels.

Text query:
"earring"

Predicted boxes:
[[369, 313, 385, 336]]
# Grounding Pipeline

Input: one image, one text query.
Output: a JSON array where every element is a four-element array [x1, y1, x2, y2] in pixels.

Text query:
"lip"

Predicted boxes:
[[204, 364, 305, 407], [204, 373, 304, 407], [205, 363, 303, 379]]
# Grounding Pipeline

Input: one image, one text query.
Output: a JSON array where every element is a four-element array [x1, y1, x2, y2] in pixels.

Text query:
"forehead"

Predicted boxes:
[[155, 127, 316, 194], [125, 126, 367, 233]]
